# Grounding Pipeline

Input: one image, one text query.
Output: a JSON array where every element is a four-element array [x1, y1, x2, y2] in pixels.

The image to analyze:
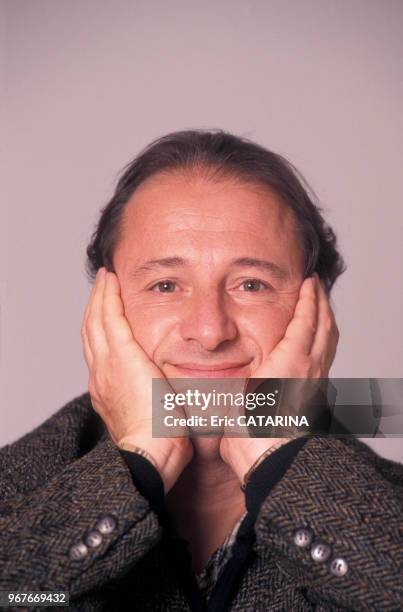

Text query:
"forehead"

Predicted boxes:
[[115, 170, 303, 268]]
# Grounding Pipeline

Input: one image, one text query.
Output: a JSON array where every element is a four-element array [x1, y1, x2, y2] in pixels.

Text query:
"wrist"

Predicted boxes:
[[117, 434, 192, 494], [224, 438, 292, 485]]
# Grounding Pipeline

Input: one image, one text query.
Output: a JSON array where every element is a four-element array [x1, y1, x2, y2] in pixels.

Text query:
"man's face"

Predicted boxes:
[[113, 170, 305, 378]]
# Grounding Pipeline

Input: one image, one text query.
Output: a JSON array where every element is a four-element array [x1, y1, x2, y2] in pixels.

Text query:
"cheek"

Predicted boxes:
[[243, 302, 295, 360], [123, 299, 177, 361]]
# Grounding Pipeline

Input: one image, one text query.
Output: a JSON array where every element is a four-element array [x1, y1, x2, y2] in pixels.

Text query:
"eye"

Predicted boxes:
[[150, 280, 177, 293], [239, 279, 270, 292]]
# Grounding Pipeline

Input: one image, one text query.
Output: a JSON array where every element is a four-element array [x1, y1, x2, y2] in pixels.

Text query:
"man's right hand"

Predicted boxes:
[[81, 267, 193, 493]]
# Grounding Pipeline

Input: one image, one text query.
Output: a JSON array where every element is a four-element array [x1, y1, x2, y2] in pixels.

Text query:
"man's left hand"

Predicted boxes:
[[219, 273, 339, 484]]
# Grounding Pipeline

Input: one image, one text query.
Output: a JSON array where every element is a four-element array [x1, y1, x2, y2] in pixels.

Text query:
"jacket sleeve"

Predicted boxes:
[[0, 398, 163, 600], [253, 436, 403, 611]]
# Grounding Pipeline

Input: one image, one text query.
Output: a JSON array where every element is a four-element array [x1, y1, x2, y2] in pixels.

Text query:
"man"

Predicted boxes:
[[1, 130, 402, 611]]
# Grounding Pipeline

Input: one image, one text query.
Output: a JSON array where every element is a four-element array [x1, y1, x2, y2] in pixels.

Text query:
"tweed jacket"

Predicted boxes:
[[0, 392, 402, 611]]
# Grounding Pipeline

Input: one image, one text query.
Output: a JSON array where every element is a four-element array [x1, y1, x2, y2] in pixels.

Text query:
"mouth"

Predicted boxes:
[[171, 361, 252, 378]]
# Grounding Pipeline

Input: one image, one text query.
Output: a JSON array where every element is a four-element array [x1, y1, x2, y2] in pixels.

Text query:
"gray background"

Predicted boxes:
[[1, 0, 402, 461]]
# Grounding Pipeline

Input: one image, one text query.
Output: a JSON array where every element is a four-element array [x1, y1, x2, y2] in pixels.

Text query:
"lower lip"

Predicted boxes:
[[172, 365, 250, 378]]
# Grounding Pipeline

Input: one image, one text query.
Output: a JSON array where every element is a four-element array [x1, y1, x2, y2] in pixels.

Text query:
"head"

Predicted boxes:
[[86, 130, 345, 379]]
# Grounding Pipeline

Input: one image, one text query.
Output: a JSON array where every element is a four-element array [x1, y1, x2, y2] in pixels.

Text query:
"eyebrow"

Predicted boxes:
[[131, 257, 186, 276], [230, 257, 290, 281], [131, 256, 290, 281]]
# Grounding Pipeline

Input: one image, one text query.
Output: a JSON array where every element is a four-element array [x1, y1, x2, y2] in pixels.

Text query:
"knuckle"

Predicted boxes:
[[311, 366, 322, 378], [307, 322, 317, 335]]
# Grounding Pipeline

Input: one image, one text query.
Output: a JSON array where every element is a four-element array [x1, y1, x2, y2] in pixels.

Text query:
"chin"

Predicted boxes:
[[191, 436, 222, 460]]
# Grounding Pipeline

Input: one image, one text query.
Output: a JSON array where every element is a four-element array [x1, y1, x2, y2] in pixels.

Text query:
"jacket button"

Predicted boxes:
[[95, 514, 117, 534], [330, 557, 349, 577], [310, 542, 332, 562], [85, 529, 103, 548], [69, 541, 88, 560], [293, 528, 313, 548]]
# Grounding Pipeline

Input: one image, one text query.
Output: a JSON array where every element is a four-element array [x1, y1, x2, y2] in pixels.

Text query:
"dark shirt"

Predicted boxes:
[[119, 437, 308, 612]]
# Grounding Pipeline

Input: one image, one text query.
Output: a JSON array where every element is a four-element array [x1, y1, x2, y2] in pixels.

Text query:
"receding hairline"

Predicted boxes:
[[126, 161, 287, 196], [120, 162, 297, 230], [113, 163, 305, 276]]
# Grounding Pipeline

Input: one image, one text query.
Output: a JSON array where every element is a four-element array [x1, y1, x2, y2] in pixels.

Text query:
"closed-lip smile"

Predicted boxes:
[[172, 361, 252, 378]]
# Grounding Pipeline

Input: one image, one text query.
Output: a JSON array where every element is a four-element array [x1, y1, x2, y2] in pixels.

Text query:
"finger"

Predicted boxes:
[[86, 268, 109, 360], [81, 325, 94, 368], [83, 338, 94, 370], [81, 275, 97, 337], [82, 287, 94, 327], [102, 271, 143, 355], [311, 278, 339, 363], [80, 277, 99, 363], [283, 276, 318, 355]]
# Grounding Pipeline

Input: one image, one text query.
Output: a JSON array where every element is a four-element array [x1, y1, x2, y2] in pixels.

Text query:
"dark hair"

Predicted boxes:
[[86, 129, 345, 293]]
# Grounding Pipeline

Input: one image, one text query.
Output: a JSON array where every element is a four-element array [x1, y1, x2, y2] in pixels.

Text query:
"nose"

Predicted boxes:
[[179, 289, 238, 351]]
